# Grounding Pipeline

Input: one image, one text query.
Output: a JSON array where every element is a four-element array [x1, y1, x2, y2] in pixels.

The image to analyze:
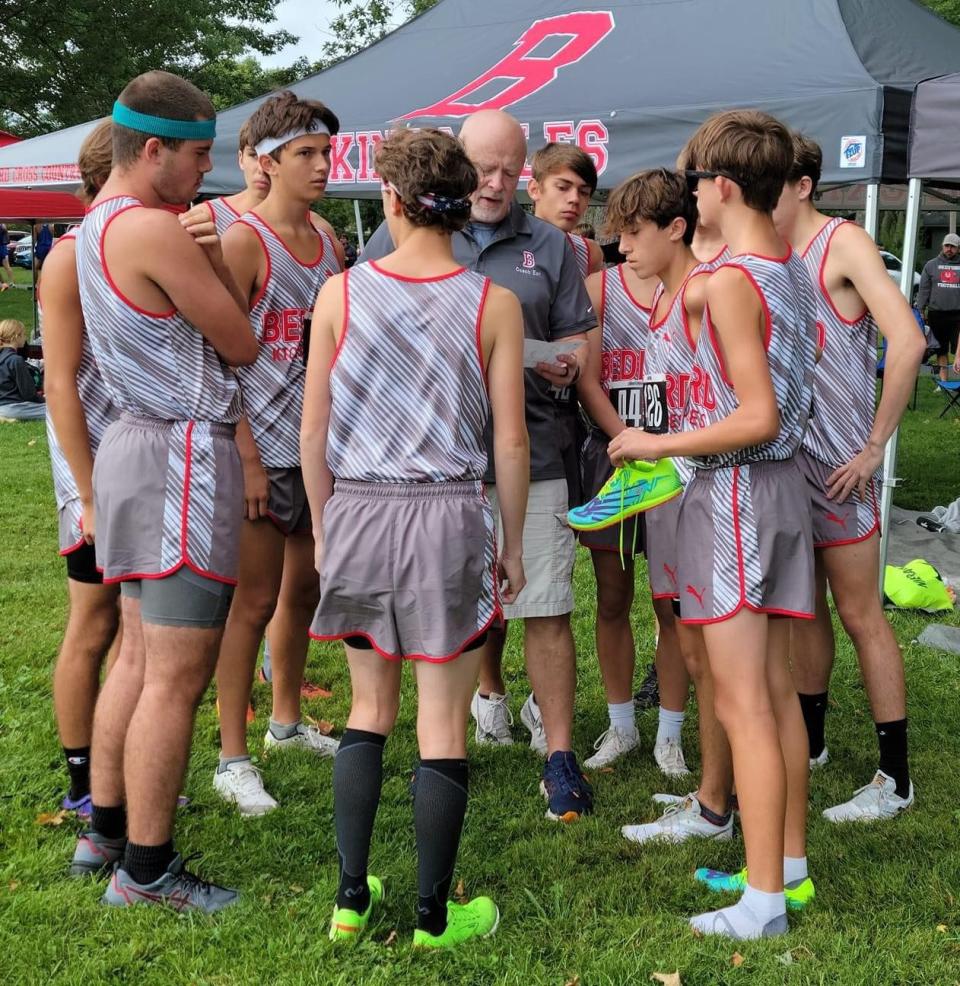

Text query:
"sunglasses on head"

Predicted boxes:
[[684, 169, 748, 192]]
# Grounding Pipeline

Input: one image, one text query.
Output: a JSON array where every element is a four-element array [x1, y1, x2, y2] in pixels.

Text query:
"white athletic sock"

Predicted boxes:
[[608, 701, 636, 734], [689, 883, 787, 940], [269, 719, 301, 740], [218, 754, 251, 773], [784, 856, 808, 887], [656, 706, 685, 745]]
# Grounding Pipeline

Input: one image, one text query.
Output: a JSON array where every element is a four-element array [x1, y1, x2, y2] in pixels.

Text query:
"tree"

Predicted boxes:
[[321, 0, 439, 64], [0, 0, 295, 135]]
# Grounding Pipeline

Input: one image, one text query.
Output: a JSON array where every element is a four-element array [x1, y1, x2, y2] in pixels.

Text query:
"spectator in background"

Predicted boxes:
[[0, 224, 13, 289], [918, 232, 960, 382], [0, 318, 45, 420], [573, 221, 596, 240], [34, 223, 54, 271], [338, 234, 357, 268]]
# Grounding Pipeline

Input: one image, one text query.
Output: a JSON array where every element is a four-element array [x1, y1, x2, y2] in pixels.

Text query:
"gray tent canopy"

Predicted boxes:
[[3, 0, 960, 196]]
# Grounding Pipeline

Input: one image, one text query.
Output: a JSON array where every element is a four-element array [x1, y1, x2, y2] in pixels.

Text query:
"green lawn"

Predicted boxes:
[[0, 391, 959, 985]]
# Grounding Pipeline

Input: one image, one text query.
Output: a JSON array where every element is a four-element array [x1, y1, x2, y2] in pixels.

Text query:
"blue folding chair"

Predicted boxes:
[[936, 380, 960, 418]]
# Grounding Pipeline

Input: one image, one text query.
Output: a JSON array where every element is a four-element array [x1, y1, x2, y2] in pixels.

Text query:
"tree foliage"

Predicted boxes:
[[321, 0, 439, 64], [0, 0, 294, 134]]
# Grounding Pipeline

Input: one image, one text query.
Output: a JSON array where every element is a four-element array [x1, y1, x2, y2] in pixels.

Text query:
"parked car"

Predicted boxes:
[[12, 238, 33, 269], [879, 250, 920, 299]]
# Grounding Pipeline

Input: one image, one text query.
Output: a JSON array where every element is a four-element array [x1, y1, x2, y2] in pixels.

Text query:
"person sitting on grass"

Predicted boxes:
[[0, 319, 45, 421]]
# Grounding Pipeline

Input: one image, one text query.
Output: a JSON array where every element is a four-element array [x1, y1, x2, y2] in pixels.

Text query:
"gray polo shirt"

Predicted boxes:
[[359, 202, 596, 482]]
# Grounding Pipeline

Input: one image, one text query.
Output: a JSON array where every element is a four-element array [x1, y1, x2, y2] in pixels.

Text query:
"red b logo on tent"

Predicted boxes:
[[401, 11, 615, 118]]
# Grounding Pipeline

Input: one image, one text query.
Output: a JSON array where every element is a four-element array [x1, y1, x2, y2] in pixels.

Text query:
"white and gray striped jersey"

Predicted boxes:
[[327, 262, 492, 483], [76, 195, 242, 423], [598, 263, 651, 392], [40, 231, 119, 548], [799, 217, 878, 467], [685, 250, 817, 469], [206, 197, 243, 237], [236, 211, 340, 468], [566, 233, 591, 280]]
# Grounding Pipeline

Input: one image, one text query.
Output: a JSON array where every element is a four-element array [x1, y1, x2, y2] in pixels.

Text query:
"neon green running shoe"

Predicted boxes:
[[694, 867, 815, 911], [328, 875, 384, 942], [412, 897, 500, 949], [567, 458, 682, 532]]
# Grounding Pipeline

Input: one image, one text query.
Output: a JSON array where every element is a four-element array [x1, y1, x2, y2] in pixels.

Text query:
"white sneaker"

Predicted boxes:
[[213, 761, 278, 817], [621, 794, 733, 845], [470, 690, 514, 745], [809, 747, 830, 770], [264, 722, 340, 757], [822, 770, 914, 823], [652, 792, 688, 806], [584, 726, 639, 769], [654, 737, 691, 777], [520, 694, 548, 756]]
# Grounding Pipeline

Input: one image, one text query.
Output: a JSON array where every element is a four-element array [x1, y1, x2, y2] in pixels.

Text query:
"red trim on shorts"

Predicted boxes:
[[680, 601, 815, 625], [309, 611, 500, 664], [367, 260, 468, 284], [651, 591, 679, 600], [247, 209, 325, 267], [618, 264, 653, 312], [237, 220, 273, 312], [814, 523, 880, 550], [59, 537, 86, 557], [330, 267, 351, 369], [474, 277, 492, 385], [818, 221, 868, 326], [100, 205, 177, 319]]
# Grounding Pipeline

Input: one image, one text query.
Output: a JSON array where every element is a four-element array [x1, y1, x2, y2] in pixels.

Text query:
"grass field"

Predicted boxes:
[[1, 372, 959, 984]]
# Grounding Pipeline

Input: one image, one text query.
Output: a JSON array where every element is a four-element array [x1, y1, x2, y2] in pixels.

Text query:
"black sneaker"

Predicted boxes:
[[633, 662, 659, 710], [102, 853, 239, 913]]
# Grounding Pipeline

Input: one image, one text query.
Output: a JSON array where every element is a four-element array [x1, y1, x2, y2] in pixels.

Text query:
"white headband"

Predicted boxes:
[[255, 123, 330, 158]]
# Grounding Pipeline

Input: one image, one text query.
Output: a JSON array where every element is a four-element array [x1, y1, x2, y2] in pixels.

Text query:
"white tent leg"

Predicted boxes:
[[353, 199, 365, 252], [878, 178, 923, 591], [864, 181, 880, 241]]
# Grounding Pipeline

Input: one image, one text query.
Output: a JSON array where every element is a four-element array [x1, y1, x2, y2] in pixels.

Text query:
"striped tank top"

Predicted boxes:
[[328, 262, 492, 483], [685, 250, 817, 469], [698, 245, 732, 272], [800, 217, 878, 466], [566, 233, 591, 279], [41, 230, 119, 514], [236, 212, 340, 468], [206, 197, 243, 237], [598, 264, 651, 391], [76, 196, 242, 423]]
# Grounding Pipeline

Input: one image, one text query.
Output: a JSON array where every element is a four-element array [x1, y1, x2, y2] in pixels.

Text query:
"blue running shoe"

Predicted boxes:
[[540, 752, 594, 822], [567, 459, 682, 532], [62, 792, 92, 821]]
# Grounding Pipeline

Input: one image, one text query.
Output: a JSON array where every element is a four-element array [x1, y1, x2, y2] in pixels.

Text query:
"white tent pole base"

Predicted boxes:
[[353, 199, 366, 252]]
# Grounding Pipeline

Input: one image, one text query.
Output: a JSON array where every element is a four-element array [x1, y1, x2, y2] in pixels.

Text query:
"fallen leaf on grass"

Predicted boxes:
[[453, 879, 468, 903], [564, 977, 581, 986], [26, 438, 36, 447], [35, 810, 69, 826], [384, 930, 398, 946], [650, 973, 682, 986], [776, 951, 793, 967], [599, 767, 615, 774], [289, 884, 304, 893], [938, 924, 949, 933], [731, 952, 745, 967], [305, 715, 336, 735], [8, 882, 18, 892], [777, 946, 814, 966]]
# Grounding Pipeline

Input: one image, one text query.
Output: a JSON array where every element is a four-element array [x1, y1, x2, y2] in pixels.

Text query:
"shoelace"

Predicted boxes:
[[234, 763, 266, 796], [661, 796, 695, 821], [592, 727, 630, 752], [176, 853, 219, 897], [617, 462, 645, 569], [548, 757, 587, 800], [484, 700, 514, 737]]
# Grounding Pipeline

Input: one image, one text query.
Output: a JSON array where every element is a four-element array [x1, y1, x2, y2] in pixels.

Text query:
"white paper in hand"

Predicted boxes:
[[523, 339, 585, 369]]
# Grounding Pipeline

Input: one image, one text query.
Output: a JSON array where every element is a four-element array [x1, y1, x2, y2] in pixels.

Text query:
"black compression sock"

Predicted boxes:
[[699, 800, 732, 828], [124, 840, 174, 886], [90, 803, 126, 840], [415, 759, 469, 937], [876, 719, 910, 798], [63, 746, 91, 801], [334, 729, 387, 912], [798, 691, 829, 758]]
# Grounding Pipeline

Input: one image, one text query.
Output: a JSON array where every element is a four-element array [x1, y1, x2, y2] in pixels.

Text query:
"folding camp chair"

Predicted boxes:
[[936, 380, 960, 418]]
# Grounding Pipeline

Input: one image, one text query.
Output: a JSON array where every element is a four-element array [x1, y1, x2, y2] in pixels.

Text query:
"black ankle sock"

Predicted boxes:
[[415, 759, 469, 937], [334, 729, 387, 912], [699, 800, 731, 827], [91, 803, 126, 840], [798, 691, 829, 758], [124, 840, 174, 886], [876, 719, 910, 798], [63, 746, 91, 801]]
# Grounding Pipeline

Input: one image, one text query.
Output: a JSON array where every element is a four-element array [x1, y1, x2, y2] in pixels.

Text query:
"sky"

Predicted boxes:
[[260, 0, 402, 67]]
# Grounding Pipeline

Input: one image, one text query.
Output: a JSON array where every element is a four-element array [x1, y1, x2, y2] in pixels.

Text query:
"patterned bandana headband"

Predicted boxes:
[[112, 101, 216, 140], [385, 182, 472, 217], [255, 122, 331, 158]]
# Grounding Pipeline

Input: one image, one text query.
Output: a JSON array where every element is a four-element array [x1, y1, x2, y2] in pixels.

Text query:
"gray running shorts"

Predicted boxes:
[[121, 566, 235, 627], [265, 466, 312, 536]]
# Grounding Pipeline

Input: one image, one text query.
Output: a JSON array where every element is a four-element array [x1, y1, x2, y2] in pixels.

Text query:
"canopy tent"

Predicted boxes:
[[0, 133, 84, 219], [3, 0, 960, 196]]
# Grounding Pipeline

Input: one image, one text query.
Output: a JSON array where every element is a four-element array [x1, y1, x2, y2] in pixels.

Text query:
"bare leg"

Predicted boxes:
[[790, 554, 833, 695], [90, 594, 146, 808], [524, 614, 576, 754], [53, 581, 120, 748], [124, 622, 223, 845], [344, 645, 402, 735], [703, 610, 784, 894], [269, 534, 321, 725], [592, 552, 636, 705], [416, 647, 485, 759], [215, 519, 284, 757], [476, 624, 507, 696], [651, 597, 691, 713]]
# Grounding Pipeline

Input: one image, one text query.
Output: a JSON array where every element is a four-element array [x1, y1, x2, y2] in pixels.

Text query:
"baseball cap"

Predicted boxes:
[[943, 233, 960, 247]]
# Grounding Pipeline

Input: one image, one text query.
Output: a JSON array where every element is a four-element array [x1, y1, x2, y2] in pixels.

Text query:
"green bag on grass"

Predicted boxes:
[[883, 558, 955, 614]]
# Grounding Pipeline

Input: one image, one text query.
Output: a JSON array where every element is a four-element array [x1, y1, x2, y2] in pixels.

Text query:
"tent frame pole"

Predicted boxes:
[[353, 199, 365, 251], [878, 177, 923, 591], [864, 181, 880, 241]]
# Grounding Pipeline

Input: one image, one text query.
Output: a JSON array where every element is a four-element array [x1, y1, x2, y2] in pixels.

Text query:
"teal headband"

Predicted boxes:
[[112, 101, 216, 140]]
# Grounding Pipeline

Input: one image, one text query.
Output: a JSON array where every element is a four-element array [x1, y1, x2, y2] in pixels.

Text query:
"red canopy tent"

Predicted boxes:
[[0, 132, 83, 220]]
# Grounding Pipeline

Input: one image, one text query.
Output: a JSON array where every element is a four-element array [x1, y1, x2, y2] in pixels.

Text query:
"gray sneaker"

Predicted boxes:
[[102, 854, 239, 913], [69, 830, 126, 877]]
